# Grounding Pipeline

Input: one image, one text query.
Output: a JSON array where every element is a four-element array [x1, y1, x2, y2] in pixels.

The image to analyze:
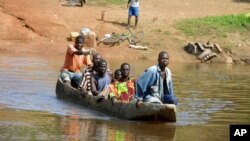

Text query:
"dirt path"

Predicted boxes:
[[0, 0, 249, 63]]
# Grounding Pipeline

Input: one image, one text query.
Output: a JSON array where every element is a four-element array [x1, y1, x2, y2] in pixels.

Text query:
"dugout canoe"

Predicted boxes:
[[55, 78, 177, 122]]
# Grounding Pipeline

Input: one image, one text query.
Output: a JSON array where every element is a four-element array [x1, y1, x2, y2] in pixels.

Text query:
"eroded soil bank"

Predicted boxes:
[[0, 0, 249, 64]]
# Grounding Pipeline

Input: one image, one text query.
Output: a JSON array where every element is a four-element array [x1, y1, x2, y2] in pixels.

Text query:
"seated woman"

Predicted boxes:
[[90, 59, 111, 98], [109, 63, 135, 103]]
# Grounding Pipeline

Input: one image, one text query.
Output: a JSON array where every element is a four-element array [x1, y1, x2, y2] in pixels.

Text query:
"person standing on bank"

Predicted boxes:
[[127, 0, 139, 29], [135, 51, 178, 108]]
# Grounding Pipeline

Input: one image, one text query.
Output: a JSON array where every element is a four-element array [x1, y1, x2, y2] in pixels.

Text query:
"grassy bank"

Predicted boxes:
[[89, 0, 127, 6], [176, 13, 250, 37]]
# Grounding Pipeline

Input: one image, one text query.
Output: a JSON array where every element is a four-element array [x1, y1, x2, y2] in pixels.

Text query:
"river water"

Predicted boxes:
[[0, 55, 250, 141]]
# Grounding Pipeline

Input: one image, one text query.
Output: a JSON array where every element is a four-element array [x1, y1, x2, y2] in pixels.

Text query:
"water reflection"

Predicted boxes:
[[0, 108, 176, 141], [59, 115, 177, 141]]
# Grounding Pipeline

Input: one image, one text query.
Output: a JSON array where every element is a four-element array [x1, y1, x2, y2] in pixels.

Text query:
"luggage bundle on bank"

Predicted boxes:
[[184, 41, 223, 62], [61, 0, 87, 7], [70, 27, 97, 48]]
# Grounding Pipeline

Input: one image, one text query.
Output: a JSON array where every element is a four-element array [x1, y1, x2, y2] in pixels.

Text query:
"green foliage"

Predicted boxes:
[[164, 31, 171, 35], [107, 0, 127, 4], [176, 13, 250, 37], [90, 0, 127, 5], [151, 29, 162, 33]]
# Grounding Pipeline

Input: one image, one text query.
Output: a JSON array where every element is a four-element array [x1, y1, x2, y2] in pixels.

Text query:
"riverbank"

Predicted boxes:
[[0, 0, 249, 64]]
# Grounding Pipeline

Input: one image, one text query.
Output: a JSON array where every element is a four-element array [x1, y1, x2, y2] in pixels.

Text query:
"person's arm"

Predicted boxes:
[[166, 69, 178, 105], [99, 86, 109, 97], [68, 45, 92, 56], [78, 71, 85, 88], [135, 68, 155, 108], [135, 77, 142, 108], [127, 0, 131, 8], [135, 79, 143, 108], [108, 84, 117, 104], [83, 54, 92, 67], [135, 69, 154, 100], [91, 76, 99, 96], [73, 50, 90, 55], [129, 79, 136, 101], [107, 69, 113, 78], [76, 48, 96, 56], [167, 69, 175, 96]]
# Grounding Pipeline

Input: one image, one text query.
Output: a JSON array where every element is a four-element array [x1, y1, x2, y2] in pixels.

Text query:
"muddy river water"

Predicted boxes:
[[0, 55, 250, 141]]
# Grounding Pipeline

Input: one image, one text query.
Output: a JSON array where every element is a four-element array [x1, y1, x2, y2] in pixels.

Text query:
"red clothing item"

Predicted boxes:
[[61, 45, 92, 72], [109, 78, 135, 102]]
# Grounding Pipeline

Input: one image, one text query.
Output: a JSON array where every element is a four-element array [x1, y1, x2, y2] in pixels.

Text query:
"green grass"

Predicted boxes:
[[107, 0, 127, 4], [89, 0, 127, 6], [175, 13, 250, 37]]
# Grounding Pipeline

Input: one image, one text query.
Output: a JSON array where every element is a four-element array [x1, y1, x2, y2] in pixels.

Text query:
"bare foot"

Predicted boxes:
[[136, 100, 142, 108], [63, 80, 71, 87]]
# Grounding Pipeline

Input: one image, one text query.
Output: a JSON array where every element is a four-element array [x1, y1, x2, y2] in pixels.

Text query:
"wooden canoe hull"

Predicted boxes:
[[55, 78, 177, 122]]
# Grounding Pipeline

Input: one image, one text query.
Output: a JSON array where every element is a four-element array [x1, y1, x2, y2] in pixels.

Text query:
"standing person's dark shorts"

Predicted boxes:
[[129, 6, 139, 16]]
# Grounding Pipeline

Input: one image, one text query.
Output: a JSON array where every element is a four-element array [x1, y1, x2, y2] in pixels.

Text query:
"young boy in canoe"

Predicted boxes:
[[109, 63, 135, 103], [111, 69, 122, 83]]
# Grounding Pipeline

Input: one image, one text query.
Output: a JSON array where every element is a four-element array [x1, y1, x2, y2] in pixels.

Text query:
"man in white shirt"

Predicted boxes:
[[127, 0, 139, 29]]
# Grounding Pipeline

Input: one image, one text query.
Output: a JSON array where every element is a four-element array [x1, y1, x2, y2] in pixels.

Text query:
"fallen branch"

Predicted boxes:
[[129, 44, 148, 50]]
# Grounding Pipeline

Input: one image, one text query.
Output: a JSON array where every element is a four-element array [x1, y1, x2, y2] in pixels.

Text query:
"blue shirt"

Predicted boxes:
[[135, 65, 175, 103]]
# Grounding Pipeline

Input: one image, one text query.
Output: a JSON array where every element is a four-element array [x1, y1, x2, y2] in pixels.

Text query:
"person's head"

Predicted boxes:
[[120, 63, 130, 80], [158, 51, 169, 69], [97, 59, 107, 76], [114, 69, 122, 80], [75, 35, 85, 50], [92, 53, 102, 67]]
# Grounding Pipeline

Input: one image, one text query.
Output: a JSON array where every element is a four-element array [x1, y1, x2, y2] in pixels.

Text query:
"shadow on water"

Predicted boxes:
[[233, 0, 250, 3]]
